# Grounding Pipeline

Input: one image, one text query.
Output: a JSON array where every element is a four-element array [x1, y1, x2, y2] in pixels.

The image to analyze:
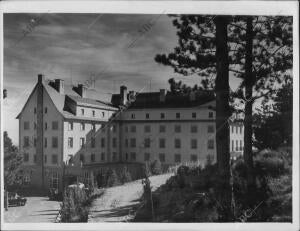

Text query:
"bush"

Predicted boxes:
[[106, 169, 121, 187], [150, 159, 162, 175], [60, 187, 89, 222], [119, 167, 132, 184]]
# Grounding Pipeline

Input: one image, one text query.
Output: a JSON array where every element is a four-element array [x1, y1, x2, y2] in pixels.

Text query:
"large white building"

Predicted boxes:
[[17, 74, 244, 191]]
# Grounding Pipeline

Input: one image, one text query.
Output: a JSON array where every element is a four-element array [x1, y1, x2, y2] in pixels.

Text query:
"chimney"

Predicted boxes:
[[159, 89, 166, 102], [54, 79, 64, 94], [190, 91, 196, 101], [77, 84, 87, 98], [38, 74, 45, 83], [120, 85, 127, 105]]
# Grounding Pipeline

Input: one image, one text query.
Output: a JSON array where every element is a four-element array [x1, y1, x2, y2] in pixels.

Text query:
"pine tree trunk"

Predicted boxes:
[[214, 16, 232, 221], [244, 16, 255, 188]]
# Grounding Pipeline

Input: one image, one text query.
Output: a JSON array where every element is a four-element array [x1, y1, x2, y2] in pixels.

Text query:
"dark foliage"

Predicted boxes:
[[150, 159, 162, 175], [106, 168, 121, 187], [4, 131, 23, 190]]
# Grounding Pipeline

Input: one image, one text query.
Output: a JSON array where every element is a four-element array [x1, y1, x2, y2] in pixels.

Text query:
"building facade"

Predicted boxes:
[[17, 74, 244, 191]]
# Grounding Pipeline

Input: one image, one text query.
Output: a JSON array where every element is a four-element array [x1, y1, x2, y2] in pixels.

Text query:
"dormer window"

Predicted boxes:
[[131, 113, 135, 119], [81, 109, 84, 115], [92, 110, 95, 117]]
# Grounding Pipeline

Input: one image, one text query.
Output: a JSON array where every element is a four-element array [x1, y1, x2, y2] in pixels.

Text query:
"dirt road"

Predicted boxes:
[[89, 173, 172, 222]]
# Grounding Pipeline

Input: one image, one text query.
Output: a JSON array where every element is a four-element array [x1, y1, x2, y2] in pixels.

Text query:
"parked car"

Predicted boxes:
[[8, 193, 27, 206], [48, 188, 62, 201]]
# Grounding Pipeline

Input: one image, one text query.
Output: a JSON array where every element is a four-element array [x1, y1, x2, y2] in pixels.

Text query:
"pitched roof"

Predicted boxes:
[[17, 79, 118, 120], [66, 95, 116, 110], [111, 90, 215, 109]]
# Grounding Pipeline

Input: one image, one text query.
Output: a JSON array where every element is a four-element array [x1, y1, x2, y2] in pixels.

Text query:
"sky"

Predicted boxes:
[[3, 13, 241, 145]]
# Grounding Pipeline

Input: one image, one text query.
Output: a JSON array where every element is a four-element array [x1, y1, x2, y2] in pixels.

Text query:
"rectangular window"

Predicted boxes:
[[92, 110, 95, 117], [130, 152, 136, 161], [174, 154, 181, 163], [80, 138, 85, 147], [191, 139, 197, 149], [144, 153, 150, 161], [175, 125, 181, 133], [52, 137, 58, 148], [80, 154, 84, 163], [159, 153, 165, 162], [190, 154, 197, 162], [101, 138, 105, 148], [52, 154, 58, 164], [125, 126, 128, 133], [130, 125, 136, 133], [208, 125, 214, 133], [23, 136, 30, 147], [130, 138, 136, 148], [34, 138, 37, 147], [159, 138, 166, 148], [160, 113, 165, 119], [176, 112, 180, 119], [45, 122, 48, 130], [34, 155, 37, 163], [24, 153, 29, 162], [102, 111, 105, 117], [192, 112, 196, 118], [232, 140, 234, 151], [91, 153, 96, 162], [236, 140, 239, 151], [131, 113, 135, 119], [146, 113, 150, 119], [236, 126, 238, 134], [144, 125, 151, 133], [232, 126, 234, 133], [101, 152, 105, 161], [112, 125, 117, 133], [112, 152, 118, 161], [81, 109, 84, 115], [91, 137, 95, 148], [24, 121, 30, 130], [191, 125, 198, 133], [175, 139, 181, 148], [52, 121, 59, 130], [240, 140, 243, 151], [45, 107, 48, 114], [44, 155, 47, 163], [125, 139, 128, 147], [159, 125, 166, 133], [68, 122, 73, 131], [80, 123, 85, 131], [209, 112, 213, 118], [208, 140, 214, 149], [44, 138, 47, 148], [34, 107, 36, 114], [68, 137, 73, 148], [144, 138, 150, 148], [112, 137, 117, 148], [240, 126, 242, 134], [34, 122, 37, 130]]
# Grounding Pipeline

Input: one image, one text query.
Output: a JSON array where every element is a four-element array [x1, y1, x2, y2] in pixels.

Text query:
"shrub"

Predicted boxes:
[[150, 159, 162, 175], [119, 167, 132, 184], [106, 169, 121, 187], [60, 186, 89, 222]]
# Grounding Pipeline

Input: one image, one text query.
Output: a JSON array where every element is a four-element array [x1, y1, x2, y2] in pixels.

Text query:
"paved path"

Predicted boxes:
[[4, 197, 61, 223], [89, 173, 172, 222]]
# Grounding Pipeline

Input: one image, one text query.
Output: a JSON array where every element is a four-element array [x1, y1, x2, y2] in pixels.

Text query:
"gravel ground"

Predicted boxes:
[[4, 196, 61, 223], [89, 173, 173, 222]]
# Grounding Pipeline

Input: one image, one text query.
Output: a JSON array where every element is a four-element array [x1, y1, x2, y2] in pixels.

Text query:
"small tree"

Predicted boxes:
[[119, 166, 132, 184], [4, 131, 23, 190], [106, 169, 121, 187], [150, 159, 162, 175]]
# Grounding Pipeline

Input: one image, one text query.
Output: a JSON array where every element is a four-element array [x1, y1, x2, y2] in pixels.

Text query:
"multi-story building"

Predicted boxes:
[[17, 74, 244, 191]]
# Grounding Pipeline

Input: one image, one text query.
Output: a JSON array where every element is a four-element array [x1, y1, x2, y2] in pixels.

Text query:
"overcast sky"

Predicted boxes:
[[3, 13, 241, 144]]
